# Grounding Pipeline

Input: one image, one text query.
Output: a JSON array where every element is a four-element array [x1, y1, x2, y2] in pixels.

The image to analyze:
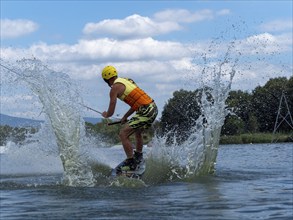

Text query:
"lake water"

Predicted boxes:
[[1, 142, 292, 220]]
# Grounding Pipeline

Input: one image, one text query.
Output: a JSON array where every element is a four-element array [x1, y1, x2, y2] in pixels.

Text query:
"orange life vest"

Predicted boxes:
[[114, 77, 153, 111]]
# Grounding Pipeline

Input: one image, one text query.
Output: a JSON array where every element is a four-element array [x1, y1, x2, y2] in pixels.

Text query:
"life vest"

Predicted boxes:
[[114, 77, 153, 111]]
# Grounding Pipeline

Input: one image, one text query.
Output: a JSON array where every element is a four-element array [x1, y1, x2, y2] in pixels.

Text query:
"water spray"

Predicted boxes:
[[1, 62, 121, 125], [0, 63, 21, 76]]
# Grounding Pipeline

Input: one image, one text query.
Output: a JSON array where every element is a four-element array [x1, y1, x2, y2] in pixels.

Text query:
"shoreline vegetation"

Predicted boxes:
[[0, 123, 292, 147], [84, 132, 292, 147], [220, 132, 293, 145]]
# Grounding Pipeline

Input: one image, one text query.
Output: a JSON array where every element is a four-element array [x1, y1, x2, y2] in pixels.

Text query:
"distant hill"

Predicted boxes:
[[0, 113, 102, 127], [0, 114, 43, 127], [83, 117, 102, 124]]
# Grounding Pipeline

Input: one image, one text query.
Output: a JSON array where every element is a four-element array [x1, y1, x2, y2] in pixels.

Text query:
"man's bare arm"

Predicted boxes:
[[121, 108, 135, 123], [102, 83, 124, 118]]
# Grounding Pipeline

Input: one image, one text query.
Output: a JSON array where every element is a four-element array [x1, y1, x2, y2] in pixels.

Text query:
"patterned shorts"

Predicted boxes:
[[128, 102, 158, 129]]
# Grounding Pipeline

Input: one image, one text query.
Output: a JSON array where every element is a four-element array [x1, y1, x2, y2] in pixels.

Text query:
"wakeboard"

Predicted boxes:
[[110, 159, 146, 179]]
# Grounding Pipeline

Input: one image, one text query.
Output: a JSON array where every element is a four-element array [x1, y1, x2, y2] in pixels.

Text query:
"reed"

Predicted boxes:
[[220, 133, 292, 145]]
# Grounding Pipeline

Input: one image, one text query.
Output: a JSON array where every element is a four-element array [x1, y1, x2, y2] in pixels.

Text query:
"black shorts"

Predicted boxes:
[[128, 102, 158, 129]]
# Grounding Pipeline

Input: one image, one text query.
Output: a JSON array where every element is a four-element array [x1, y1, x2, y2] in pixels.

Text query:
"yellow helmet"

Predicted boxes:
[[101, 65, 118, 80]]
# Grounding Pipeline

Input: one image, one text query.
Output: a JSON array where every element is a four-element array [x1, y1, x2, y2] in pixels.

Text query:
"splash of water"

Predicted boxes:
[[146, 42, 237, 182], [2, 58, 95, 187]]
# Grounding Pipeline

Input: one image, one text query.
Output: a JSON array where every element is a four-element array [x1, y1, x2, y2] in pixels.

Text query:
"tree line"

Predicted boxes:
[[222, 76, 292, 135], [0, 125, 37, 146], [159, 76, 293, 143]]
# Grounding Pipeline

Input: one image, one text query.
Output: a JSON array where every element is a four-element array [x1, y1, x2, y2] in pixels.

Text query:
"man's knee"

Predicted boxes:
[[119, 129, 126, 139], [119, 127, 133, 140]]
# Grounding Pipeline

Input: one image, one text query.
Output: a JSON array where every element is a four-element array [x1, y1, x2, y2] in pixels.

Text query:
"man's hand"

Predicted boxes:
[[102, 111, 108, 118], [121, 116, 128, 124]]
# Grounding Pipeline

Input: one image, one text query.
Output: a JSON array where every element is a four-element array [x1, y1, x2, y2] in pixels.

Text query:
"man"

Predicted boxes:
[[101, 65, 158, 173]]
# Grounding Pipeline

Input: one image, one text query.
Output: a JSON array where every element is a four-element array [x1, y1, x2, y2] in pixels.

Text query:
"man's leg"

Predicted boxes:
[[119, 124, 135, 158], [133, 129, 144, 164], [135, 129, 143, 153]]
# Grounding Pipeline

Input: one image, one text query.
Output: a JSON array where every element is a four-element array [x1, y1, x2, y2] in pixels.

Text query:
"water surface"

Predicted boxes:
[[1, 143, 292, 220]]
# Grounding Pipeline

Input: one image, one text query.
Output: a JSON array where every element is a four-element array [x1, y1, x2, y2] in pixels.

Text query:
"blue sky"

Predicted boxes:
[[1, 0, 292, 119], [2, 1, 291, 45]]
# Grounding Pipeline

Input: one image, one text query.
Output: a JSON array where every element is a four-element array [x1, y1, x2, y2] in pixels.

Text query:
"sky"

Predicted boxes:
[[0, 0, 292, 120]]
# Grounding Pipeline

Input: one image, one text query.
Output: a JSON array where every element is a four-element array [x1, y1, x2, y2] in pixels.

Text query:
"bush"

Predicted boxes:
[[220, 132, 292, 145], [221, 115, 245, 136], [220, 135, 243, 144]]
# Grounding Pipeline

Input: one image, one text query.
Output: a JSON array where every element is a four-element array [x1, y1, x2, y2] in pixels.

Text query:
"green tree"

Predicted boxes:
[[225, 90, 254, 133], [247, 113, 259, 133], [285, 76, 293, 123], [0, 125, 37, 145], [252, 77, 290, 132], [221, 115, 245, 135], [85, 119, 121, 145], [160, 89, 201, 143]]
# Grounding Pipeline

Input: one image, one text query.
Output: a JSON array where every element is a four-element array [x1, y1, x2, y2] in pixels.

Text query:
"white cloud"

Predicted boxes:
[[1, 31, 290, 100], [0, 19, 38, 39], [276, 32, 293, 51], [1, 38, 191, 64], [0, 93, 43, 118], [83, 9, 230, 39], [260, 19, 292, 32], [245, 33, 278, 52], [216, 9, 231, 16], [83, 14, 181, 39], [75, 38, 190, 61], [154, 9, 213, 23], [236, 32, 292, 55], [232, 61, 292, 91]]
